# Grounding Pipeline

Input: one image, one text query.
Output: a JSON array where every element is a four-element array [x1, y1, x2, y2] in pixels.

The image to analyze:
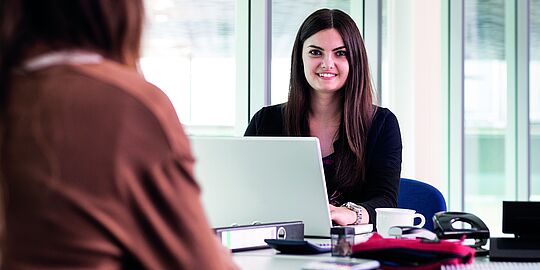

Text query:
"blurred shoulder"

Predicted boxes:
[[73, 60, 188, 154], [74, 60, 169, 108]]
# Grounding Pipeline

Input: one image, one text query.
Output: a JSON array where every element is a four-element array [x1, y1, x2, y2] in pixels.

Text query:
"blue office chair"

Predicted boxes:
[[397, 178, 447, 231]]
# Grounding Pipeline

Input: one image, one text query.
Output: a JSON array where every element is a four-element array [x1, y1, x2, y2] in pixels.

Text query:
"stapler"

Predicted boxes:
[[433, 211, 490, 256]]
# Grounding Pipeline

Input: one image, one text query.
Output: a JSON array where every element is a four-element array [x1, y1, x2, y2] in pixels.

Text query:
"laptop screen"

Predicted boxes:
[[189, 136, 333, 237]]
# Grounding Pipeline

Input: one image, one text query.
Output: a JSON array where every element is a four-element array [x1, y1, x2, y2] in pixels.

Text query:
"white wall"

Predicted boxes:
[[382, 0, 444, 194]]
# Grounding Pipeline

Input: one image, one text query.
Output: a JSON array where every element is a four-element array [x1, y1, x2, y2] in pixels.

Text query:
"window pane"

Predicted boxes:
[[141, 0, 236, 129], [531, 0, 540, 200], [271, 1, 352, 104], [464, 0, 508, 235]]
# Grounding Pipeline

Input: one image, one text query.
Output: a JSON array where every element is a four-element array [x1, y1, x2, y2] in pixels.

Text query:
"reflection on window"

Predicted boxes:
[[141, 0, 236, 128], [271, 1, 352, 104], [464, 0, 508, 235], [531, 0, 540, 200]]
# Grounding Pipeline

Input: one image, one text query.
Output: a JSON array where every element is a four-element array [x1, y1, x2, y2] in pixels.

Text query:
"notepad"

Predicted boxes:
[[303, 258, 380, 270], [442, 262, 540, 270]]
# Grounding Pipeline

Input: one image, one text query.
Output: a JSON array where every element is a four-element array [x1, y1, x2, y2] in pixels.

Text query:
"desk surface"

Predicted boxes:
[[232, 238, 351, 269], [232, 239, 540, 270], [233, 247, 333, 270]]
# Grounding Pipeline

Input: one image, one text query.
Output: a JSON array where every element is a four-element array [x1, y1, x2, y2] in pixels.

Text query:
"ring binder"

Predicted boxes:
[[214, 221, 304, 252]]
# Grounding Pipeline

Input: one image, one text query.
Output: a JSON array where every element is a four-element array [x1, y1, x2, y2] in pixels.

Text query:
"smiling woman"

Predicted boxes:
[[244, 9, 402, 228], [302, 28, 350, 95], [271, 1, 354, 104]]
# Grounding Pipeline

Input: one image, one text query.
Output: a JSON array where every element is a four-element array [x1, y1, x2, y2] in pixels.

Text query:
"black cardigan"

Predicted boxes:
[[244, 103, 402, 224]]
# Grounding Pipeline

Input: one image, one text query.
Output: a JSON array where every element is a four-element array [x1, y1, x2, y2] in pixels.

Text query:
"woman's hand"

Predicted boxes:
[[329, 204, 357, 225]]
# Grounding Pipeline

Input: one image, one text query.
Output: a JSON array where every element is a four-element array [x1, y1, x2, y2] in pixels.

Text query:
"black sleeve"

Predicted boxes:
[[357, 110, 402, 224], [244, 109, 263, 136], [244, 104, 285, 136]]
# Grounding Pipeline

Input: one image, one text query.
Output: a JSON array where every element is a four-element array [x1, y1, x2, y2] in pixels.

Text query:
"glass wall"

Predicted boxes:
[[463, 0, 509, 234], [531, 0, 540, 200], [270, 0, 352, 105], [141, 0, 237, 128]]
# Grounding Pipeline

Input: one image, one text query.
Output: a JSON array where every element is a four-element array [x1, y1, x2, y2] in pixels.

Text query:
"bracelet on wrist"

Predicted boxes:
[[342, 202, 363, 225]]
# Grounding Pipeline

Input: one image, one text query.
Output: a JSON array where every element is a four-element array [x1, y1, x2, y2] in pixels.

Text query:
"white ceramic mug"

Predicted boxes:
[[375, 208, 426, 238]]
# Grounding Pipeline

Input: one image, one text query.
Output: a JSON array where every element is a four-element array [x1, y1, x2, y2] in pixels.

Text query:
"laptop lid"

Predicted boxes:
[[189, 136, 332, 237]]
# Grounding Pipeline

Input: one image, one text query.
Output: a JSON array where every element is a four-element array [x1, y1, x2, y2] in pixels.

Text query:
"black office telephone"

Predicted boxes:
[[433, 211, 490, 256]]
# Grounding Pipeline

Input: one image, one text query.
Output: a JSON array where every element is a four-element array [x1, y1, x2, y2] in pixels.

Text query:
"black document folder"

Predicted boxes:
[[490, 238, 540, 261]]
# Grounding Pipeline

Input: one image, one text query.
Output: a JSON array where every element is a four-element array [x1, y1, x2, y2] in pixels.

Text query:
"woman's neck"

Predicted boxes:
[[309, 92, 341, 125], [309, 92, 342, 157]]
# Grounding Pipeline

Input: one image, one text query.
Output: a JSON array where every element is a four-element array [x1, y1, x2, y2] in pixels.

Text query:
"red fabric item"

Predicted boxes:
[[351, 233, 475, 270]]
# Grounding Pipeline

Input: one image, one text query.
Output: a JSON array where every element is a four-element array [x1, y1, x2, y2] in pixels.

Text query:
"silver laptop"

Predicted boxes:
[[189, 136, 333, 237]]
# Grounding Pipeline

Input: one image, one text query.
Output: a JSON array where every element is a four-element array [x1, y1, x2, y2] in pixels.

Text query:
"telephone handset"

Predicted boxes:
[[433, 211, 490, 256]]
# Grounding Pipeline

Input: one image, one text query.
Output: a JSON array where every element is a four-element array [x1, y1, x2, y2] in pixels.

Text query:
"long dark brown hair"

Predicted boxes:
[[0, 0, 145, 110], [285, 8, 375, 189]]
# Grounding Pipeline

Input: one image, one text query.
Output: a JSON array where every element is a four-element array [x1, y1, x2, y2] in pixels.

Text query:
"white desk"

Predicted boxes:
[[232, 238, 340, 270], [232, 239, 540, 270], [233, 247, 341, 270], [234, 251, 328, 270]]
